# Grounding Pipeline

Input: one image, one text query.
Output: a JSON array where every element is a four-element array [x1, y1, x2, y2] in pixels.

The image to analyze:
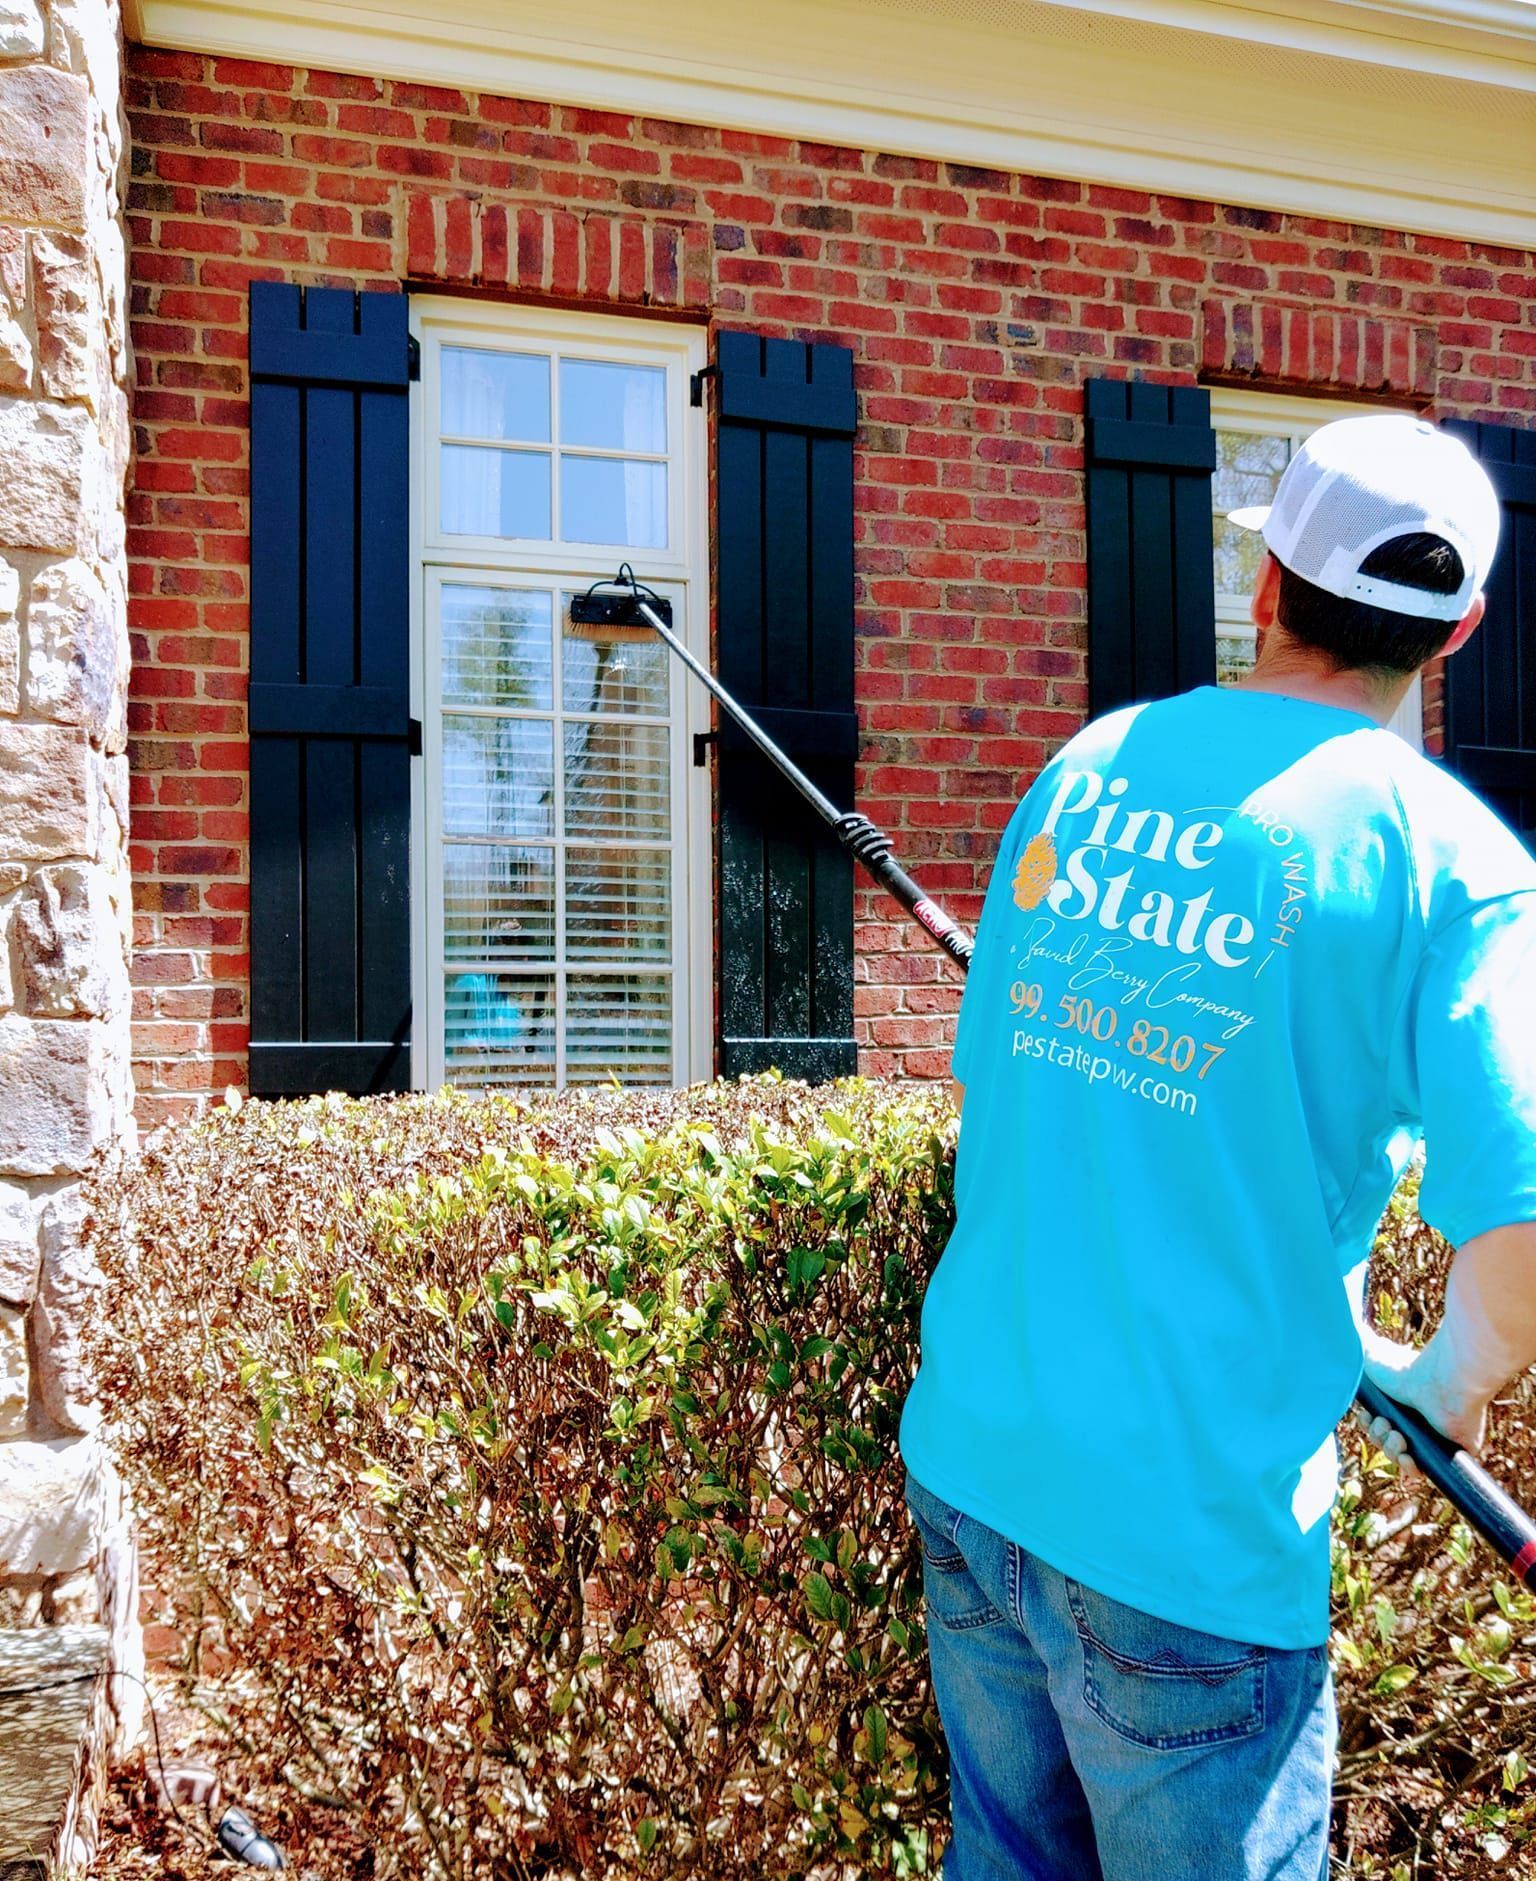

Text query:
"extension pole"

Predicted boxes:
[[1354, 1376, 1536, 1584], [627, 593, 973, 970], [587, 574, 1536, 1585]]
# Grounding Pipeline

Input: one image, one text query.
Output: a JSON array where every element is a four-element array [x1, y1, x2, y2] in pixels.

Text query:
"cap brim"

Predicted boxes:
[[1225, 505, 1270, 531]]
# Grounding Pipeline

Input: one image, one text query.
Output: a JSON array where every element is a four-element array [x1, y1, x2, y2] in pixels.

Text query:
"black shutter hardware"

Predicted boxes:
[[247, 282, 414, 1097], [714, 331, 860, 1081]]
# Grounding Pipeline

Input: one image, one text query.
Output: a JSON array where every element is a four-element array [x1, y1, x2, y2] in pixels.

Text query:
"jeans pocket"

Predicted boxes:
[[1065, 1576, 1266, 1751], [905, 1480, 1004, 1632]]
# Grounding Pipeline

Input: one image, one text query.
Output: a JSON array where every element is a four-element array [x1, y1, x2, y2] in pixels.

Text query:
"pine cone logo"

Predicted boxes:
[[1012, 832, 1058, 911]]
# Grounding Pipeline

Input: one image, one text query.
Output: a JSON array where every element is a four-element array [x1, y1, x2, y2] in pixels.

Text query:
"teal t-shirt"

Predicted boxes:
[[898, 685, 1536, 1649]]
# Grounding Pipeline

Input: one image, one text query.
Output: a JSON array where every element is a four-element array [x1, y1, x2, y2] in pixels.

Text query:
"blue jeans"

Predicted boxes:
[[906, 1472, 1336, 1881]]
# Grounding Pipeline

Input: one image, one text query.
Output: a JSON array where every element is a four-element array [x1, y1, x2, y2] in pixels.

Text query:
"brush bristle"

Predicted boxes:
[[565, 594, 659, 643], [564, 613, 657, 643]]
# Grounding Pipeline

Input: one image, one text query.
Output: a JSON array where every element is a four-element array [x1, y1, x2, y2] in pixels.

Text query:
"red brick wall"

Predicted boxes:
[[124, 45, 1536, 1126]]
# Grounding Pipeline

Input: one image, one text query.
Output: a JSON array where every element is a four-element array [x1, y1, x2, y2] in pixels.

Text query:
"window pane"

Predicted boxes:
[[445, 970, 556, 1088], [442, 445, 551, 539], [442, 586, 553, 709], [1213, 513, 1270, 601], [444, 843, 555, 964], [560, 359, 666, 453], [565, 847, 670, 959], [563, 719, 669, 841], [443, 715, 554, 838], [560, 455, 667, 548], [565, 973, 673, 1085], [561, 605, 670, 717], [442, 347, 550, 442], [1217, 628, 1258, 687], [1212, 429, 1289, 515]]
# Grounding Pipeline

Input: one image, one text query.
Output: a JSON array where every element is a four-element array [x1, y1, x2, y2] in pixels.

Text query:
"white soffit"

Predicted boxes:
[[125, 0, 1536, 250]]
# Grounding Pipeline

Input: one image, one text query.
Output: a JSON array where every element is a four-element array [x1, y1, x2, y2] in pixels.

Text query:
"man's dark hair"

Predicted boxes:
[[1274, 532, 1467, 677]]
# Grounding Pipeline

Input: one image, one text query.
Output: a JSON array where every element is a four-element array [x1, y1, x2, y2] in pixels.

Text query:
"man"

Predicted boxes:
[[898, 414, 1536, 1880]]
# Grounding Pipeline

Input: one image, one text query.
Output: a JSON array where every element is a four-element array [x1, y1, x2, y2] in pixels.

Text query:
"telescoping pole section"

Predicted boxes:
[[569, 572, 1536, 1588]]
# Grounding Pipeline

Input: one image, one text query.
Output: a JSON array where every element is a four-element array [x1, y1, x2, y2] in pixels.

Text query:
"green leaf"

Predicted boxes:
[[804, 1572, 835, 1622]]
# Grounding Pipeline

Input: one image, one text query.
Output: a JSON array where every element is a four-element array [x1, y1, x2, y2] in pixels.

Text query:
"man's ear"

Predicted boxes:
[[1250, 548, 1282, 640], [1439, 591, 1485, 660]]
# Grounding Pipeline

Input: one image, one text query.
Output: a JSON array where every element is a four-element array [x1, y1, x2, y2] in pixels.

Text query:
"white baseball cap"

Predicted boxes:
[[1227, 414, 1501, 623]]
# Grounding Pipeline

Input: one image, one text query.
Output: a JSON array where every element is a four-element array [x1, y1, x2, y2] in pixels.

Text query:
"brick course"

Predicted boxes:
[[124, 47, 1536, 1124]]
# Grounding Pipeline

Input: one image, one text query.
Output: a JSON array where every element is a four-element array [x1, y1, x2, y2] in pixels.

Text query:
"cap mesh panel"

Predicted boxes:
[[1287, 480, 1432, 588], [1270, 460, 1313, 534]]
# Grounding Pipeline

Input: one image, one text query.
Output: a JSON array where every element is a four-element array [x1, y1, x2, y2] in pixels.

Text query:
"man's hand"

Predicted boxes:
[[1355, 1327, 1487, 1476], [1354, 1221, 1536, 1471], [951, 1078, 964, 1117]]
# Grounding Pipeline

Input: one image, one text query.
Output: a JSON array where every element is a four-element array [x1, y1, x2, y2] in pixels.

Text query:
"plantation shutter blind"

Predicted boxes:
[[714, 331, 859, 1079], [247, 282, 414, 1096], [1084, 377, 1219, 715], [1440, 418, 1536, 847]]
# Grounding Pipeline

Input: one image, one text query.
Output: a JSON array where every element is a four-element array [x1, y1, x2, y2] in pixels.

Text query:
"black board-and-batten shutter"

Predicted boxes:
[[714, 331, 859, 1080], [247, 283, 413, 1096], [1084, 377, 1219, 716], [1440, 419, 1536, 847]]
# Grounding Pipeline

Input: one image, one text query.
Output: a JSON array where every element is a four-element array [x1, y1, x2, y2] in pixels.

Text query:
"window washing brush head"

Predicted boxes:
[[566, 564, 672, 642]]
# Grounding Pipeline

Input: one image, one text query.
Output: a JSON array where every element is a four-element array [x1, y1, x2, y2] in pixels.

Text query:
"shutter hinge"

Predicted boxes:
[[408, 717, 423, 755], [689, 362, 717, 409], [406, 335, 421, 382], [693, 729, 718, 768]]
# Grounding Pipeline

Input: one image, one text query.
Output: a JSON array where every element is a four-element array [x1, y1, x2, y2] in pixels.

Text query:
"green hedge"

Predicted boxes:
[[85, 1079, 1536, 1879]]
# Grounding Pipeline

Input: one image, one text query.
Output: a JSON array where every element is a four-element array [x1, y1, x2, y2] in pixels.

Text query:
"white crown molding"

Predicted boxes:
[[1031, 0, 1536, 84], [125, 0, 1536, 251]]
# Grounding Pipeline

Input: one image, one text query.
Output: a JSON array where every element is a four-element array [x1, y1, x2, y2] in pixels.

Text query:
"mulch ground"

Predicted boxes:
[[90, 1668, 373, 1879]]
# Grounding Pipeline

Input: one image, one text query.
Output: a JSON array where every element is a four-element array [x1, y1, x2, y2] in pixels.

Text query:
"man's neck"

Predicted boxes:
[[1234, 635, 1412, 728]]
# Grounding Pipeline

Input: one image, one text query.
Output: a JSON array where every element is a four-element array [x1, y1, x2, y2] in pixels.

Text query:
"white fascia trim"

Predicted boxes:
[[1034, 0, 1536, 88], [129, 0, 1536, 250]]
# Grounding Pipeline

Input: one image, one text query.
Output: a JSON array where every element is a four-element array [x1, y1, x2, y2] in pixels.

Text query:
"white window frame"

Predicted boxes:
[[407, 296, 712, 1093], [1208, 387, 1426, 750]]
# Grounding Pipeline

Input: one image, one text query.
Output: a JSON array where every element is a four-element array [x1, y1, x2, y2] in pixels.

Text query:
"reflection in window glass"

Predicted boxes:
[[563, 718, 670, 842], [442, 715, 554, 839], [564, 974, 673, 1085], [442, 586, 553, 710], [565, 847, 670, 960], [1212, 513, 1270, 606], [1213, 430, 1289, 514], [441, 348, 550, 442], [1213, 427, 1292, 685], [1216, 629, 1257, 687], [441, 444, 551, 539], [560, 359, 666, 453], [560, 602, 670, 717], [443, 844, 555, 964], [1212, 430, 1290, 601], [560, 456, 667, 548], [444, 971, 556, 1089]]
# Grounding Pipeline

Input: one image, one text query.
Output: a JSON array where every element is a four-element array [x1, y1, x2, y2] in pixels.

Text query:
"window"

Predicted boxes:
[[1209, 389, 1424, 747], [410, 301, 710, 1092]]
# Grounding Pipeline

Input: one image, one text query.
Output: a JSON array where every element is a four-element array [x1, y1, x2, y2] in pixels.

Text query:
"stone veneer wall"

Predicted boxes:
[[0, 0, 142, 1757]]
